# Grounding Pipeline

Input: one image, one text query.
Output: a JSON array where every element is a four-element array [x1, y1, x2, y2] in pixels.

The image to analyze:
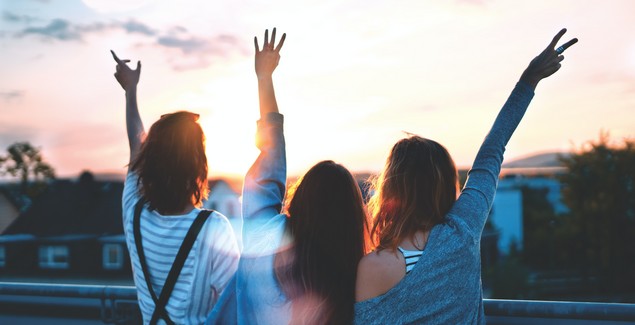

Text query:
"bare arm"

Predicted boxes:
[[111, 50, 145, 165]]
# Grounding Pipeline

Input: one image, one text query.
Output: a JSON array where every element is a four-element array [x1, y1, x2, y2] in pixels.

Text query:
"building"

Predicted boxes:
[[489, 167, 568, 254], [0, 173, 245, 280], [0, 172, 131, 280]]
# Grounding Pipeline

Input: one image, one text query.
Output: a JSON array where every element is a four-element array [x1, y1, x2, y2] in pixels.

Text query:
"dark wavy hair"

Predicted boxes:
[[275, 160, 370, 325], [131, 111, 209, 214], [369, 136, 458, 250]]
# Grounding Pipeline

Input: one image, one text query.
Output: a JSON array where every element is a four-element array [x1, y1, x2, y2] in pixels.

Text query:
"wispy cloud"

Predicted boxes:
[[0, 124, 37, 149], [15, 19, 162, 42], [3, 11, 39, 23], [13, 18, 244, 70], [120, 20, 156, 36], [154, 26, 242, 69], [18, 19, 84, 41], [0, 90, 24, 103]]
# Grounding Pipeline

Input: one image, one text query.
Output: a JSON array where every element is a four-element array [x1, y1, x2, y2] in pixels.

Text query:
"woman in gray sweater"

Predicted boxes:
[[355, 29, 577, 324]]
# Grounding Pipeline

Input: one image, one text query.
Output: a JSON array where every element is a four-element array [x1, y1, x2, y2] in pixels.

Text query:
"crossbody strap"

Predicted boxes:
[[133, 199, 213, 325]]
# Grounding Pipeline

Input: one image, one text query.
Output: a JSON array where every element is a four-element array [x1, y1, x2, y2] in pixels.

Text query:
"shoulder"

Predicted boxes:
[[202, 211, 239, 250], [356, 249, 406, 302], [122, 172, 140, 204]]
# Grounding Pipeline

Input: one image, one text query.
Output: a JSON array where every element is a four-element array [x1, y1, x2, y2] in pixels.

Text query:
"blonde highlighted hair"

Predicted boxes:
[[369, 136, 458, 250]]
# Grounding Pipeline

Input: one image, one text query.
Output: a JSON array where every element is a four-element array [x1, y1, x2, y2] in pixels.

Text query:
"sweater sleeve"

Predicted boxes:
[[241, 112, 287, 237], [448, 82, 534, 238]]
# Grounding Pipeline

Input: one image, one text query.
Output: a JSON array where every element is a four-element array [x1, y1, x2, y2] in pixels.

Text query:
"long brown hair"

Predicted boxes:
[[369, 136, 458, 250], [275, 160, 369, 325], [131, 111, 209, 214]]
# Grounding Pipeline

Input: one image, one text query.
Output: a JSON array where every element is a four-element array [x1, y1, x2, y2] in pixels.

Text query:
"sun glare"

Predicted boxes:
[[192, 74, 260, 179]]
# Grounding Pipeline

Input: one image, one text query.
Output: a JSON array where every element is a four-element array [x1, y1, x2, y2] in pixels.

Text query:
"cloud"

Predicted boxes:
[[0, 90, 24, 103], [157, 35, 207, 53], [3, 11, 39, 23], [157, 33, 243, 70], [14, 18, 245, 70], [0, 124, 37, 149], [15, 19, 150, 42], [18, 19, 83, 41], [120, 20, 156, 36]]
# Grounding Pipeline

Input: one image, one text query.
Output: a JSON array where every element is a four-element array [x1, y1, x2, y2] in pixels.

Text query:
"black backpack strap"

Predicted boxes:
[[134, 199, 213, 325]]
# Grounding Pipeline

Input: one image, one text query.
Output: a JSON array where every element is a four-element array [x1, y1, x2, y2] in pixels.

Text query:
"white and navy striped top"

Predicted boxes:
[[398, 247, 423, 274], [122, 172, 240, 325]]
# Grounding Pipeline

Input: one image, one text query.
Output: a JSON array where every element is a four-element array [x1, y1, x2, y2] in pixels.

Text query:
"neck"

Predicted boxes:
[[160, 203, 196, 216]]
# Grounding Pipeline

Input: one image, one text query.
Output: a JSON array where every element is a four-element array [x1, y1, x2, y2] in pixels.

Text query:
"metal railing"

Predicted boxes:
[[1, 282, 635, 324]]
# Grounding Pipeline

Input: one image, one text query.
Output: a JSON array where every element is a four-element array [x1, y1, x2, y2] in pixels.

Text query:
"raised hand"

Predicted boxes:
[[111, 50, 141, 92], [520, 28, 578, 90], [254, 28, 286, 79]]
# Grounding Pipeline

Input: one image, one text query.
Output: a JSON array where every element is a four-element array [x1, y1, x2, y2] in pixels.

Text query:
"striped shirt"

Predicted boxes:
[[397, 247, 423, 274], [122, 172, 240, 325]]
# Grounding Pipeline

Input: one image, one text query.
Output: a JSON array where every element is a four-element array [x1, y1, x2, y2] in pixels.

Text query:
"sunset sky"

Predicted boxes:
[[1, 0, 634, 179]]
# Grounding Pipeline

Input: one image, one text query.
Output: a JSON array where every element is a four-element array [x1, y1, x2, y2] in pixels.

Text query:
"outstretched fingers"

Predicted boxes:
[[110, 50, 122, 64], [548, 28, 567, 49], [264, 29, 269, 48], [256, 28, 285, 52], [275, 33, 286, 52], [556, 38, 578, 54], [271, 28, 277, 48]]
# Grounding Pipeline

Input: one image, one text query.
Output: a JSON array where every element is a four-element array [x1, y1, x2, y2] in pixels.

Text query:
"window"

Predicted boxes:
[[103, 244, 124, 270], [38, 245, 69, 269], [0, 246, 5, 268]]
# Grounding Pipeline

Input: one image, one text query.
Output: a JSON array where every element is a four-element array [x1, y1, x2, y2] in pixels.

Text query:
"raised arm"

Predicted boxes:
[[451, 28, 578, 235], [111, 50, 145, 165], [242, 28, 287, 224], [255, 28, 286, 117]]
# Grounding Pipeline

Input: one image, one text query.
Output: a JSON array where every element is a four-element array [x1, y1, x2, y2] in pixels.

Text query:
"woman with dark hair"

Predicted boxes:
[[355, 29, 578, 324], [209, 28, 369, 324], [113, 50, 239, 324]]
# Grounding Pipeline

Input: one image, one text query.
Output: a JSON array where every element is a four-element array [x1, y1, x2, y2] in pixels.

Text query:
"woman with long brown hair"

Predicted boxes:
[[113, 51, 239, 324], [355, 29, 578, 324], [208, 28, 369, 325]]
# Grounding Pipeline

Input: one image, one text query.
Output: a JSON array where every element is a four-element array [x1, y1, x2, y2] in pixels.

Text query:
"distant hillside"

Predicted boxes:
[[503, 152, 570, 168]]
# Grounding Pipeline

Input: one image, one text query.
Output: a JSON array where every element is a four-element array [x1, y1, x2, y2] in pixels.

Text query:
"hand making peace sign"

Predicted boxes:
[[520, 28, 578, 89]]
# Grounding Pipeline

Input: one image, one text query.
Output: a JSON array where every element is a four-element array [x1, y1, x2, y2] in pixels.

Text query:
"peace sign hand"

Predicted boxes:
[[254, 28, 286, 79], [520, 28, 578, 90], [111, 50, 141, 92]]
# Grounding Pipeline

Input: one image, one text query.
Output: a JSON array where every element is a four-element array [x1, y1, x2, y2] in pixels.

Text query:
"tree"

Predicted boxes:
[[522, 186, 558, 270], [559, 133, 635, 293], [0, 142, 55, 196]]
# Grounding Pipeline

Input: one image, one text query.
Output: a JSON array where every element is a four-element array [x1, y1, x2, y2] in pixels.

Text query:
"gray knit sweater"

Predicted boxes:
[[354, 82, 535, 324]]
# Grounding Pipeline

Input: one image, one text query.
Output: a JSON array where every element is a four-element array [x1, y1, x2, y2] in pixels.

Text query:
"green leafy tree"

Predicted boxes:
[[522, 186, 558, 270], [559, 134, 635, 293], [0, 142, 55, 196]]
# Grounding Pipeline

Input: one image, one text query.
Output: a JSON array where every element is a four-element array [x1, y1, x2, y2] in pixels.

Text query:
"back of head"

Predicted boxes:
[[277, 160, 369, 324], [369, 136, 458, 250], [131, 111, 209, 214]]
